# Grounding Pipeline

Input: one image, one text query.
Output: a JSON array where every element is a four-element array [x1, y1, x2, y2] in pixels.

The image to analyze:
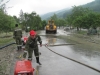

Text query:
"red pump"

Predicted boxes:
[[14, 60, 35, 75]]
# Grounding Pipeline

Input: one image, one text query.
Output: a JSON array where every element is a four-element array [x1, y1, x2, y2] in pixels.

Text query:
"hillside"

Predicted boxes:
[[40, 8, 71, 20], [40, 0, 100, 20], [82, 0, 100, 12]]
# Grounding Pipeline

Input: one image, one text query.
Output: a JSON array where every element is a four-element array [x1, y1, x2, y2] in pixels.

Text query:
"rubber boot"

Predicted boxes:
[[17, 46, 20, 51], [19, 46, 22, 50], [36, 57, 41, 65]]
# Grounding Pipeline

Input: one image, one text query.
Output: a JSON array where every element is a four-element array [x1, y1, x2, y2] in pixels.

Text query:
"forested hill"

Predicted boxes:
[[40, 8, 71, 20], [41, 0, 100, 20], [82, 0, 100, 12]]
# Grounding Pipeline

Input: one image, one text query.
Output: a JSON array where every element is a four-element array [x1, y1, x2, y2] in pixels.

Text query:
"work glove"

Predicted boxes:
[[39, 41, 42, 47], [40, 44, 42, 47]]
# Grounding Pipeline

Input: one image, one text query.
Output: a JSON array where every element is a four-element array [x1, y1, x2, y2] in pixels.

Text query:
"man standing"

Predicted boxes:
[[13, 24, 22, 50], [23, 30, 42, 65]]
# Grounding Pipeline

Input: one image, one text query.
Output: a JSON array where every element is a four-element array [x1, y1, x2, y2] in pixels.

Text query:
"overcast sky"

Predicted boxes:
[[5, 0, 94, 17]]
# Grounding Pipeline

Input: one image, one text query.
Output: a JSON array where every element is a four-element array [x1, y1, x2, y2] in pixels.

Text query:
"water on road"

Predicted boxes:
[[32, 29, 100, 75]]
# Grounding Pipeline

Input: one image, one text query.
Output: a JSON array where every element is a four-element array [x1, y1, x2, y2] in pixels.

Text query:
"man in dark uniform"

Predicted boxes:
[[23, 30, 42, 65], [13, 24, 22, 50]]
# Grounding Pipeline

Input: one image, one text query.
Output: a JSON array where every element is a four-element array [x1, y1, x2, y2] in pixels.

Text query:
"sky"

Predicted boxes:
[[5, 0, 94, 17]]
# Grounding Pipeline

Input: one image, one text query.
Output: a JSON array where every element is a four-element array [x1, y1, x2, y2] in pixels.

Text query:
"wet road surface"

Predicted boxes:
[[31, 29, 100, 75]]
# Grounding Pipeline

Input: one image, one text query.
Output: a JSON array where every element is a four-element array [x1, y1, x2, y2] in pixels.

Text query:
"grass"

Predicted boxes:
[[0, 32, 14, 46], [76, 30, 87, 35], [0, 38, 14, 44], [0, 32, 13, 37]]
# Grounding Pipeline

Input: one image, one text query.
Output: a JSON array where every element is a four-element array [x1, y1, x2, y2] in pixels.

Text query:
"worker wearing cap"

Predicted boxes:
[[13, 24, 22, 50], [23, 30, 42, 65]]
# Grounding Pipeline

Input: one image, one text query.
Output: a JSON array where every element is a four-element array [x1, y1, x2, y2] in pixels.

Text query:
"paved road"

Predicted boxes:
[[31, 29, 100, 75], [12, 29, 100, 75], [32, 46, 100, 75]]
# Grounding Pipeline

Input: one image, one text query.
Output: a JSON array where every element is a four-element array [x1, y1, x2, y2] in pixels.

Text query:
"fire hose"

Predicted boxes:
[[45, 44, 100, 73], [0, 42, 16, 50], [17, 43, 100, 73]]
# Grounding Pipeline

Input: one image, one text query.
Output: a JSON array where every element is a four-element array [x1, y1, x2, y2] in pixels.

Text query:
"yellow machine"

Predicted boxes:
[[45, 20, 57, 34]]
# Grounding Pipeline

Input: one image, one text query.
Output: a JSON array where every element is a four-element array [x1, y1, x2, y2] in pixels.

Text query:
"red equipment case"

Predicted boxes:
[[14, 60, 35, 75]]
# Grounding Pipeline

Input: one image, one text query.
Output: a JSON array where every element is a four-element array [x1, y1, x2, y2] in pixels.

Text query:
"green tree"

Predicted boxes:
[[13, 16, 19, 23], [41, 20, 47, 29], [66, 6, 92, 31], [80, 12, 100, 30], [0, 0, 16, 34], [50, 14, 58, 25], [19, 11, 42, 31], [57, 19, 66, 27]]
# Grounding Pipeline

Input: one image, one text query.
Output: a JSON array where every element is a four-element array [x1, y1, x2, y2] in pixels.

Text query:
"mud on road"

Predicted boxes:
[[59, 33, 100, 50]]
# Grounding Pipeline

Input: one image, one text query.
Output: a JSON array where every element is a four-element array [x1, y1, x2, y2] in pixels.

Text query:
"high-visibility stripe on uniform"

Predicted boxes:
[[14, 29, 22, 31], [35, 56, 39, 57]]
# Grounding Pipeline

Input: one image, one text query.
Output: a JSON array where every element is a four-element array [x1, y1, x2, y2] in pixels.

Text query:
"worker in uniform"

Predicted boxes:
[[13, 24, 22, 50], [23, 30, 42, 65]]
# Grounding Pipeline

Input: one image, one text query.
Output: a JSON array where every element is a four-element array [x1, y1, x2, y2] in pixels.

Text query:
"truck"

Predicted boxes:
[[45, 20, 57, 34]]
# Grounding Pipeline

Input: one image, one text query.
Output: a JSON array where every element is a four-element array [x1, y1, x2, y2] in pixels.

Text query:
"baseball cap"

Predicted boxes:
[[30, 30, 36, 36]]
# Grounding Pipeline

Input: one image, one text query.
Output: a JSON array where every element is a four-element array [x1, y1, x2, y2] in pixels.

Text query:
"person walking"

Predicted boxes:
[[13, 24, 22, 50], [23, 30, 42, 65]]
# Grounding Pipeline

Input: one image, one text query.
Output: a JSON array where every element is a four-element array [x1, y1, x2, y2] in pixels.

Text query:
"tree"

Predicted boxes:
[[13, 16, 19, 23], [18, 11, 42, 31], [57, 19, 66, 27], [50, 14, 58, 25], [80, 12, 100, 29], [0, 0, 16, 34], [66, 6, 92, 31], [19, 9, 24, 23], [41, 20, 47, 29], [0, 0, 10, 14]]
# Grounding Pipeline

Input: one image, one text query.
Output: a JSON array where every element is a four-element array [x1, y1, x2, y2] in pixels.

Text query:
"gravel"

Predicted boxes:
[[0, 45, 16, 75]]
